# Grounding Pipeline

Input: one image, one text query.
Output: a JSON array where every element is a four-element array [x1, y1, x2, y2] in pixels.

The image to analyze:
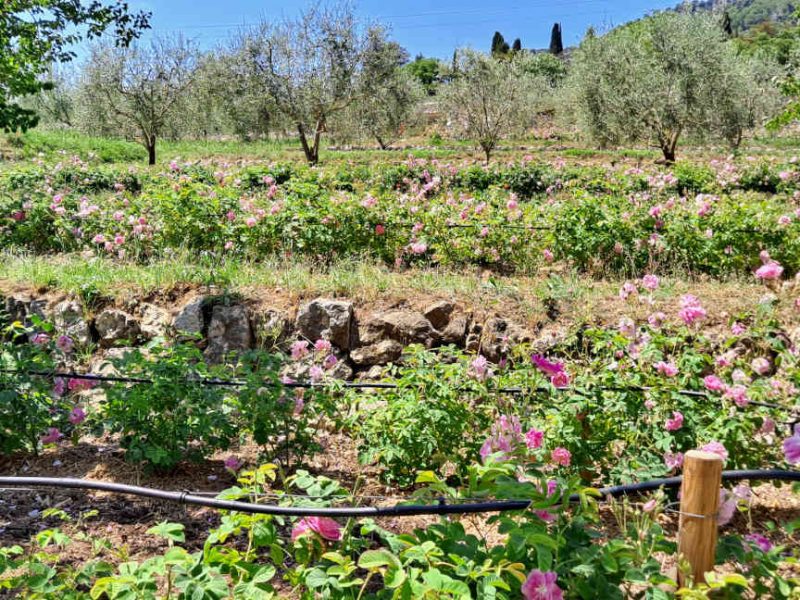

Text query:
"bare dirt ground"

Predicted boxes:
[[1, 430, 798, 585]]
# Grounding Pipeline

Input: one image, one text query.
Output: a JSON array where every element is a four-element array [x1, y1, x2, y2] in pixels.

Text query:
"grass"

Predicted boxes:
[[1, 252, 789, 329], [8, 128, 800, 171], [6, 130, 147, 163]]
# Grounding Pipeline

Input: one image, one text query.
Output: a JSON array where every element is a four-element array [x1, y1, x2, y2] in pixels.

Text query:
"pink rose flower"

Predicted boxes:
[[291, 517, 342, 542], [550, 371, 570, 388], [551, 447, 571, 467], [664, 451, 684, 470], [224, 456, 241, 472], [641, 274, 660, 291], [40, 428, 63, 445], [525, 428, 544, 449], [31, 333, 50, 345], [470, 355, 491, 381], [654, 361, 678, 377], [703, 375, 724, 393], [701, 441, 728, 461], [745, 533, 773, 553], [783, 427, 800, 464], [755, 261, 783, 281], [521, 570, 563, 600], [68, 406, 86, 425], [648, 312, 666, 329], [678, 295, 706, 326], [56, 335, 74, 353], [724, 384, 749, 408], [665, 411, 684, 431], [314, 339, 332, 354], [290, 340, 310, 361]]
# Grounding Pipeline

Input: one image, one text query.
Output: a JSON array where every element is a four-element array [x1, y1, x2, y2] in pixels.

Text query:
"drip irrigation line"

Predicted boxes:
[[1, 470, 798, 517], [1, 369, 796, 413]]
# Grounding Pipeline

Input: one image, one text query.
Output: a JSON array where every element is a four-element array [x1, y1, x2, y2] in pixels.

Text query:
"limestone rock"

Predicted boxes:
[[440, 313, 470, 346], [53, 300, 92, 345], [173, 296, 206, 336], [296, 299, 353, 349], [359, 310, 438, 347], [253, 308, 293, 349], [531, 326, 569, 354], [95, 309, 141, 348], [479, 317, 532, 362], [350, 340, 403, 366], [205, 304, 252, 363], [92, 347, 140, 376], [423, 300, 455, 330], [2, 294, 46, 326], [139, 303, 170, 339]]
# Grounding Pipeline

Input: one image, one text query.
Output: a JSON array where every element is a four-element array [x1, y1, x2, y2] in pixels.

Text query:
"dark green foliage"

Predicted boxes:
[[671, 161, 717, 194], [687, 0, 797, 32], [491, 31, 510, 56], [0, 1, 150, 132], [549, 22, 564, 54], [722, 9, 734, 36]]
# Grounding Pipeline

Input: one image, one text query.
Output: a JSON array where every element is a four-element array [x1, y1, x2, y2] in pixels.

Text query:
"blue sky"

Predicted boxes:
[[124, 0, 678, 59]]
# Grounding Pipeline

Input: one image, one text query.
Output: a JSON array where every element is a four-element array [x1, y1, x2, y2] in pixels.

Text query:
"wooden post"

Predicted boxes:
[[677, 450, 724, 587]]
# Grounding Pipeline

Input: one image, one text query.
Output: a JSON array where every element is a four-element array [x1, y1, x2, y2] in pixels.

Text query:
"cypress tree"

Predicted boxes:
[[491, 31, 510, 56], [511, 38, 522, 52], [721, 10, 733, 37], [549, 22, 563, 55]]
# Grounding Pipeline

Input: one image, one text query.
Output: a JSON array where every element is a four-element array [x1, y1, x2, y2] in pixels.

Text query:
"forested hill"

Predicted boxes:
[[683, 0, 796, 31]]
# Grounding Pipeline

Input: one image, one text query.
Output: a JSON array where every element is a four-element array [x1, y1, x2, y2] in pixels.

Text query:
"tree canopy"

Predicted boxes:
[[0, 1, 150, 132]]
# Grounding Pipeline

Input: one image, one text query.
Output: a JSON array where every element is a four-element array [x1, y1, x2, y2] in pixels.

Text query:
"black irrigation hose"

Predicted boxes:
[[1, 369, 796, 413], [2, 365, 797, 429], [1, 470, 799, 517]]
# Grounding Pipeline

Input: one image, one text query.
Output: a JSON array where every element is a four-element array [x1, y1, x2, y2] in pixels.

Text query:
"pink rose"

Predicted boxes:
[[551, 447, 571, 467]]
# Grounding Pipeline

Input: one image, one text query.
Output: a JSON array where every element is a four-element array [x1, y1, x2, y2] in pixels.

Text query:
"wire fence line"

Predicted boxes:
[[1, 470, 799, 518]]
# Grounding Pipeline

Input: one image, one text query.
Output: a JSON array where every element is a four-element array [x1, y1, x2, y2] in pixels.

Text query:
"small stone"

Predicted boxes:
[[479, 317, 533, 362], [253, 308, 292, 349], [53, 300, 92, 345]]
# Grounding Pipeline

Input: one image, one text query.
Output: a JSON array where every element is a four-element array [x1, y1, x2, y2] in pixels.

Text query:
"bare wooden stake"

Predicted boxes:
[[677, 450, 724, 587]]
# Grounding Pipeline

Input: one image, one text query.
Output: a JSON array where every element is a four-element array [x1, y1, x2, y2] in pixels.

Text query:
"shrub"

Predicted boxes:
[[102, 343, 237, 469]]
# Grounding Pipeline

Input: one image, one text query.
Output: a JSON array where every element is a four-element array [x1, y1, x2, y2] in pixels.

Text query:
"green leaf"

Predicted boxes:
[[358, 549, 402, 571], [146, 521, 186, 543]]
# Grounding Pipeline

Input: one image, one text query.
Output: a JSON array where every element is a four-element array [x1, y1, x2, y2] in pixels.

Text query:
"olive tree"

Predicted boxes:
[[345, 36, 423, 148], [568, 12, 766, 162], [199, 51, 282, 141], [712, 54, 783, 149], [80, 37, 197, 164], [239, 3, 396, 164], [441, 49, 543, 163]]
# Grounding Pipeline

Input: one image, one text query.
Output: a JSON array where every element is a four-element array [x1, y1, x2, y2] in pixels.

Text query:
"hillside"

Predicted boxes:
[[686, 0, 796, 31]]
